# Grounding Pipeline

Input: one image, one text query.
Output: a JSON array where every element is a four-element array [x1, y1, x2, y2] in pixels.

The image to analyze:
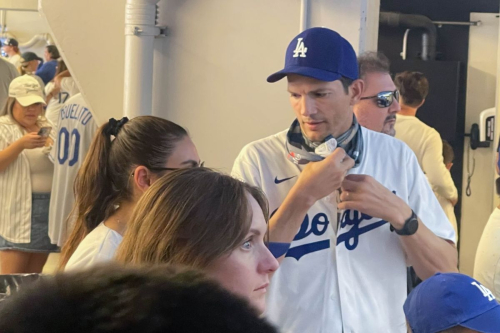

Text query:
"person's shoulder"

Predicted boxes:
[[362, 126, 407, 148], [404, 115, 437, 134], [65, 223, 122, 271], [362, 126, 415, 160], [0, 58, 18, 76], [64, 93, 86, 106], [0, 115, 17, 127], [237, 129, 287, 160]]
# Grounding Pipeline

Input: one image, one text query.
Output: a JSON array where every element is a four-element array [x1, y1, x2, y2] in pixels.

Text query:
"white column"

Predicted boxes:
[[123, 0, 160, 118]]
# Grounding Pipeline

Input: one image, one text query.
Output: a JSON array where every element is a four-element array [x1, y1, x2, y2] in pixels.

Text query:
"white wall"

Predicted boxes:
[[40, 0, 377, 171], [0, 10, 49, 60], [459, 13, 499, 275], [39, 0, 126, 126], [152, 0, 378, 171]]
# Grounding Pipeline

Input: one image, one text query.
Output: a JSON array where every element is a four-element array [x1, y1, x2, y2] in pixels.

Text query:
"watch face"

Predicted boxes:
[[407, 218, 419, 235]]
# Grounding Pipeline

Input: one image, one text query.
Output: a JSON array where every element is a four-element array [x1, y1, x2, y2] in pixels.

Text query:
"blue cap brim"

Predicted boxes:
[[267, 66, 342, 83], [461, 305, 500, 332]]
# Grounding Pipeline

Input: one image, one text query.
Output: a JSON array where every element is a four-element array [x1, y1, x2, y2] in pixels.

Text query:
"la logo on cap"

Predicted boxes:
[[293, 38, 307, 58], [471, 281, 496, 301]]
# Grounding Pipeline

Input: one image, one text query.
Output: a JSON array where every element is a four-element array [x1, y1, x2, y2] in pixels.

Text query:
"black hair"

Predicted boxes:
[[394, 71, 429, 107], [0, 264, 278, 333], [357, 51, 391, 79], [46, 45, 60, 60], [339, 76, 354, 94]]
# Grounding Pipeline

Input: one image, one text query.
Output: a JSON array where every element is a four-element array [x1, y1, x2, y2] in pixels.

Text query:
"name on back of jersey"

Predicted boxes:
[[60, 103, 93, 126]]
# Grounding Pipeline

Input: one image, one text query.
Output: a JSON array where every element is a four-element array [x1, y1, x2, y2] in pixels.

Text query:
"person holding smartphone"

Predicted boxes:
[[0, 75, 58, 274]]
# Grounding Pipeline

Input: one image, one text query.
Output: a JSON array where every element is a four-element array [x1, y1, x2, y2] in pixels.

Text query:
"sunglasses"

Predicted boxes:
[[131, 162, 205, 177], [360, 90, 399, 108], [148, 161, 205, 172]]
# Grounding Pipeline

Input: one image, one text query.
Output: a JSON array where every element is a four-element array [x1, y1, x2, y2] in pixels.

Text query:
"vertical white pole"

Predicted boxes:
[[123, 0, 160, 117]]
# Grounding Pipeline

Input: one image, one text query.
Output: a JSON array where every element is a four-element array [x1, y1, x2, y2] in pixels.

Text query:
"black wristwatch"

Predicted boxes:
[[390, 210, 419, 236]]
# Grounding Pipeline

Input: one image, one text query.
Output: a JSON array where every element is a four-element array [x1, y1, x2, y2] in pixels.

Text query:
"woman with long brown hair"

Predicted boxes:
[[61, 116, 201, 271], [115, 167, 279, 314]]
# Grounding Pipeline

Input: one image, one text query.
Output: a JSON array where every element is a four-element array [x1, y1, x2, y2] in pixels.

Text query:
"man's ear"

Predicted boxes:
[[349, 79, 364, 106], [132, 165, 153, 193], [416, 99, 425, 108]]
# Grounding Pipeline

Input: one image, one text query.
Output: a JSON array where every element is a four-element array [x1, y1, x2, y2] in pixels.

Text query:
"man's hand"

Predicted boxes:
[[293, 148, 355, 205], [338, 174, 412, 229], [268, 148, 354, 260]]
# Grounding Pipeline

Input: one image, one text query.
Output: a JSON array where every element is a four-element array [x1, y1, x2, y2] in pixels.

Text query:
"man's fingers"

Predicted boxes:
[[341, 155, 355, 170], [344, 174, 368, 182], [338, 200, 360, 211], [341, 178, 360, 192], [326, 147, 347, 163], [325, 148, 354, 171]]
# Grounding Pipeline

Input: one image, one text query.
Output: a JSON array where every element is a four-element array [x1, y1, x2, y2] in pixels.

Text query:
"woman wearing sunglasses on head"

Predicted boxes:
[[60, 116, 201, 271], [115, 167, 279, 314]]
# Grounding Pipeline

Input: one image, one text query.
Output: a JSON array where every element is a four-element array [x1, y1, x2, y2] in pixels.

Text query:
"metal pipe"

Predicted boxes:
[[0, 10, 5, 34], [380, 12, 437, 60], [123, 0, 160, 118], [421, 32, 428, 60], [18, 33, 51, 48], [400, 29, 410, 60], [299, 0, 309, 32], [432, 20, 482, 27]]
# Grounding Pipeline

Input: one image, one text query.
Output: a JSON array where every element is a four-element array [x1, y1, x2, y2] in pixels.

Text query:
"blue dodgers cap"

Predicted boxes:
[[404, 273, 500, 333], [267, 27, 358, 83]]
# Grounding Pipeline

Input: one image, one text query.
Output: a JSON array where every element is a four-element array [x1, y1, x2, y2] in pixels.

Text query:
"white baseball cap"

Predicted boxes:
[[9, 75, 46, 107]]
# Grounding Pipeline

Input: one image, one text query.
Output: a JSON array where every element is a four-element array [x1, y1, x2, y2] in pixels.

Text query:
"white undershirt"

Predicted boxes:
[[65, 222, 123, 272], [24, 147, 54, 193]]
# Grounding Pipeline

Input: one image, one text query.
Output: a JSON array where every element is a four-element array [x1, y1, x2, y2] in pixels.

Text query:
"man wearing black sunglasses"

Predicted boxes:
[[354, 52, 400, 136]]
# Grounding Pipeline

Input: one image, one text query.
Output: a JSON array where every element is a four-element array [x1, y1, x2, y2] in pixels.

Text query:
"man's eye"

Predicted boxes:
[[314, 93, 328, 98]]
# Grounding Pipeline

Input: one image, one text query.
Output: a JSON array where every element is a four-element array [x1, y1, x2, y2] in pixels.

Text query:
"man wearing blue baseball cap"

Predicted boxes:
[[405, 273, 500, 333], [232, 27, 458, 332]]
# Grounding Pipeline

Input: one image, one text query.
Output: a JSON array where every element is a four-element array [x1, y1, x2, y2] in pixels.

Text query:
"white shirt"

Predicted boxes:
[[395, 114, 458, 202], [0, 115, 55, 243], [44, 78, 80, 127], [48, 93, 97, 246], [65, 222, 123, 272], [8, 54, 21, 69], [24, 147, 54, 193], [436, 192, 458, 243], [232, 126, 455, 333], [474, 207, 500, 301]]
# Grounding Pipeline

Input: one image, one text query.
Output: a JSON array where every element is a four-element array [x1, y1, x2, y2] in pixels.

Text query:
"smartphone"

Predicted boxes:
[[38, 127, 52, 138]]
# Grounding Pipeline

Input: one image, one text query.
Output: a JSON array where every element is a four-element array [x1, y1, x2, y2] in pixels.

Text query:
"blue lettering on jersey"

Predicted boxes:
[[286, 240, 330, 260], [60, 103, 93, 126], [270, 208, 331, 261], [336, 190, 397, 251], [336, 210, 387, 251]]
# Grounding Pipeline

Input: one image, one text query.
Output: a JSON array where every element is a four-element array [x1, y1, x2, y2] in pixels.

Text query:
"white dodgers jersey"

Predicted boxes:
[[44, 77, 80, 127], [232, 126, 455, 333], [48, 93, 98, 246]]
